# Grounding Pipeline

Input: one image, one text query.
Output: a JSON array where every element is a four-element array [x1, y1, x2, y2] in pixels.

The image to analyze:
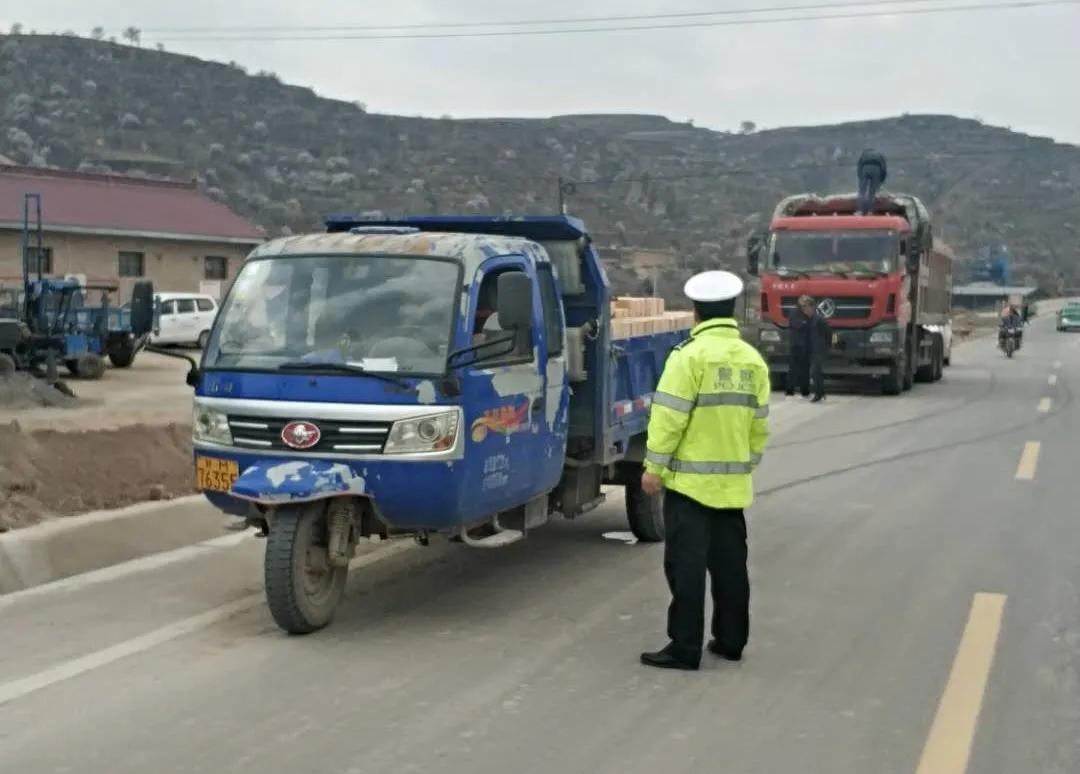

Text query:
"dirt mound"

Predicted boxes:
[[0, 422, 196, 532], [0, 374, 80, 410]]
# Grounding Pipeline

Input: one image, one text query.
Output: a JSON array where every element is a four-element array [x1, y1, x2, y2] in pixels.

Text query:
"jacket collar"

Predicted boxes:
[[691, 318, 740, 338]]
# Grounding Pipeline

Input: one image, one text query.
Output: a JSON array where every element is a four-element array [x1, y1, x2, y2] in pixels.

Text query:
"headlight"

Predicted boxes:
[[869, 331, 894, 344], [384, 410, 459, 454], [193, 404, 232, 445], [760, 329, 781, 342]]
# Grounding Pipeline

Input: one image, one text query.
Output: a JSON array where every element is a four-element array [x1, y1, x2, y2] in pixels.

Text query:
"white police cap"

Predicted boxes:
[[683, 270, 744, 303]]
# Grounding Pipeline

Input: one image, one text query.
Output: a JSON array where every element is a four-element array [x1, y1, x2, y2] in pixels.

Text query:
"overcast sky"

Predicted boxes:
[[3, 0, 1079, 144]]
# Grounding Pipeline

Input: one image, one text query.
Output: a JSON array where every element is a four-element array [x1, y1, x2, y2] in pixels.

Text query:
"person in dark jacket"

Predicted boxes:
[[788, 296, 829, 402]]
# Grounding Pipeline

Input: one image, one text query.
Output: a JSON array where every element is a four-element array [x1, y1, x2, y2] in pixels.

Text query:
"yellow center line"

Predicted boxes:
[[1038, 398, 1052, 413], [915, 593, 1007, 774], [1048, 374, 1058, 386], [1015, 442, 1041, 480]]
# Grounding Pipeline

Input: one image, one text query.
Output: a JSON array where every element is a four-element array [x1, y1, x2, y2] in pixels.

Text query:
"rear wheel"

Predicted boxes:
[[0, 352, 15, 377], [107, 338, 138, 368], [265, 501, 349, 634], [770, 372, 788, 393], [625, 473, 665, 543], [932, 339, 944, 381]]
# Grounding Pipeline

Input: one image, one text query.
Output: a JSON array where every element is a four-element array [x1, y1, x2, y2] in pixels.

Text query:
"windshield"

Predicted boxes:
[[204, 254, 461, 375], [769, 230, 898, 275]]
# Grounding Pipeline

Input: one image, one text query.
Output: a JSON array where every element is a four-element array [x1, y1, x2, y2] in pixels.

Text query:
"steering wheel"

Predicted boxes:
[[364, 326, 441, 357]]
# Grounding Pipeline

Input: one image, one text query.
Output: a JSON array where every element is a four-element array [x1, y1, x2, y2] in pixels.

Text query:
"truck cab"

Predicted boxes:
[[747, 189, 952, 395]]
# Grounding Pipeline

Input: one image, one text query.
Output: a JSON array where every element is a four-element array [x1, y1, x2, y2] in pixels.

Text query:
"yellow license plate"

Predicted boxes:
[[196, 457, 239, 493]]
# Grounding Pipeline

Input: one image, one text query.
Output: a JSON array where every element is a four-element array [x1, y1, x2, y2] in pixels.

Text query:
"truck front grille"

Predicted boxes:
[[781, 296, 874, 320], [227, 415, 392, 454]]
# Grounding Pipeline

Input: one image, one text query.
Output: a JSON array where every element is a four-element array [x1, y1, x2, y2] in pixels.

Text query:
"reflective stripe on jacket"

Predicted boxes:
[[644, 318, 770, 509]]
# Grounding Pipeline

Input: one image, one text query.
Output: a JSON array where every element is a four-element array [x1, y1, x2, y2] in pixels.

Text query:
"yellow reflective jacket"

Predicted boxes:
[[644, 318, 770, 509]]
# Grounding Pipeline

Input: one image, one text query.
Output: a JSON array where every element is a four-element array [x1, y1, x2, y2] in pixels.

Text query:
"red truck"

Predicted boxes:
[[746, 155, 953, 395]]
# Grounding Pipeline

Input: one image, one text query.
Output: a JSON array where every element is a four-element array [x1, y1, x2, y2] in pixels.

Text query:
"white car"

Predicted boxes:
[[152, 293, 219, 348]]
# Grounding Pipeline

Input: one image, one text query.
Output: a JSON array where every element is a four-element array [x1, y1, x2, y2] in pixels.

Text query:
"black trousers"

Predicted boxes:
[[788, 348, 825, 397], [663, 489, 749, 665]]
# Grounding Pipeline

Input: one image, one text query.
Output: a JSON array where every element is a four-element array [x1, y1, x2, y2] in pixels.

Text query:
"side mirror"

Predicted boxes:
[[746, 236, 762, 277], [130, 281, 155, 336], [496, 272, 533, 330], [907, 244, 920, 273]]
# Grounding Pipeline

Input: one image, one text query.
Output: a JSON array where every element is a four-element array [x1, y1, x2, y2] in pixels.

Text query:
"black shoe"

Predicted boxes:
[[811, 395, 825, 403], [640, 647, 699, 671], [707, 640, 743, 662]]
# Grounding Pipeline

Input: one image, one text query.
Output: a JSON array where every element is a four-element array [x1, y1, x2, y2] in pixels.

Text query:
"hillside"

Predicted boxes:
[[2, 33, 1079, 300]]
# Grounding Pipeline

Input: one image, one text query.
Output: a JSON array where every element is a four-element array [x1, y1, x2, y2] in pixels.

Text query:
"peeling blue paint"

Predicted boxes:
[[231, 460, 366, 505]]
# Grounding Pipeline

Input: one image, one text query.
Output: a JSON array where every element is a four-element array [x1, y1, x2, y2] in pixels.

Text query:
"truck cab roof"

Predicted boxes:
[[247, 229, 553, 282], [324, 214, 588, 243]]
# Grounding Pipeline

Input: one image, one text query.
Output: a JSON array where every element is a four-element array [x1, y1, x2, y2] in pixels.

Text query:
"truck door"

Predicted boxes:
[[462, 258, 548, 512], [535, 263, 570, 490]]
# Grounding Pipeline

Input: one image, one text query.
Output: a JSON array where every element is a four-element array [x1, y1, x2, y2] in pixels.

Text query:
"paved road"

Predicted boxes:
[[1, 317, 1078, 773]]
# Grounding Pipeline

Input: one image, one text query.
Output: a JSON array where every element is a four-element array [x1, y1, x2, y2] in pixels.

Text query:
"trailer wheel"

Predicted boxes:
[[265, 501, 349, 635], [625, 475, 665, 543], [0, 353, 15, 377]]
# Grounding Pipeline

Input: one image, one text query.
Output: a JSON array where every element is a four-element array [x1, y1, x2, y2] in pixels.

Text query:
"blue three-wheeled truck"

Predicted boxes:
[[184, 215, 691, 633]]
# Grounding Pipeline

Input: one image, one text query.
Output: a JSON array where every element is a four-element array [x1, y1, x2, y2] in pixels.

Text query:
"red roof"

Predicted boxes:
[[0, 166, 263, 243], [771, 215, 911, 233]]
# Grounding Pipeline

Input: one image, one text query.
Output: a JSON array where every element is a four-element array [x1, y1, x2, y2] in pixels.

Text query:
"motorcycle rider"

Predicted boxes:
[[999, 304, 1023, 351]]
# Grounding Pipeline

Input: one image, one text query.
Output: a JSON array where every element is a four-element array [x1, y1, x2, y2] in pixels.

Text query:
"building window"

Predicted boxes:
[[27, 246, 53, 274], [204, 255, 228, 280], [118, 251, 145, 278]]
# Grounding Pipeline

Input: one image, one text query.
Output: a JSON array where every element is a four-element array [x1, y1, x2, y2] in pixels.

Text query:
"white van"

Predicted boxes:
[[152, 293, 219, 348]]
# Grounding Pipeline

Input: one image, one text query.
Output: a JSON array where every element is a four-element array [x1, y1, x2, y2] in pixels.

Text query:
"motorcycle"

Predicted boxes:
[[999, 325, 1021, 358]]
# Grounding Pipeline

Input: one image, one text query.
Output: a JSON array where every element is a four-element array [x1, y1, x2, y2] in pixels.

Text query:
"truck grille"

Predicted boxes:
[[781, 296, 873, 320], [227, 415, 393, 454]]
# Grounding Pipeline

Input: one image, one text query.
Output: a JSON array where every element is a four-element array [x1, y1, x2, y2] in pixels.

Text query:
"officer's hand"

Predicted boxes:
[[641, 472, 663, 497]]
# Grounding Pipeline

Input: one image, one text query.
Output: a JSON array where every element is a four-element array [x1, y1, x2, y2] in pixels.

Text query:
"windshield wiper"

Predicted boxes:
[[277, 360, 409, 386]]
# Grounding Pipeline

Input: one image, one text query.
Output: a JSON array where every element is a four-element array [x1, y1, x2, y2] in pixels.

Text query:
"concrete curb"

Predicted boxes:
[[0, 495, 226, 594]]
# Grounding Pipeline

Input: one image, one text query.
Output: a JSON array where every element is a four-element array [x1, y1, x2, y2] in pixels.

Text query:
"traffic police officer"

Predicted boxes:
[[640, 270, 771, 671]]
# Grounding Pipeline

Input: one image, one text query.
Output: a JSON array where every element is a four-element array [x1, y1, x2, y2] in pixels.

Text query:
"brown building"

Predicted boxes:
[[0, 165, 263, 300]]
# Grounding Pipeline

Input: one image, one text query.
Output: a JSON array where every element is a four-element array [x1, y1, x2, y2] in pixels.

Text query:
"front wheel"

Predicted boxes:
[[264, 501, 349, 634], [625, 474, 665, 543], [882, 353, 904, 395]]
